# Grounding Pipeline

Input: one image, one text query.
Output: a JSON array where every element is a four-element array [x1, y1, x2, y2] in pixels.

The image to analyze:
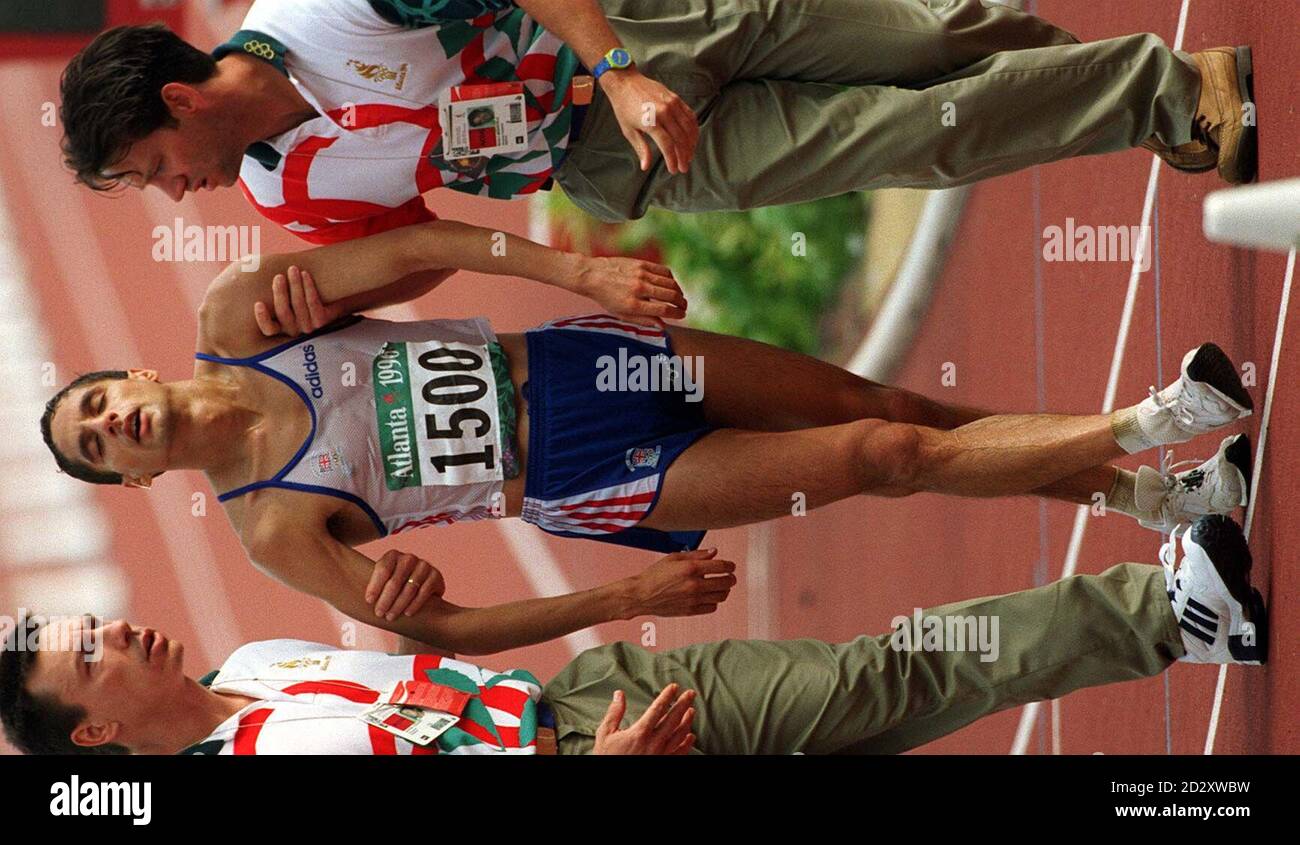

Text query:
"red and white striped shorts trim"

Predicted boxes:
[[521, 476, 659, 536], [533, 314, 668, 348]]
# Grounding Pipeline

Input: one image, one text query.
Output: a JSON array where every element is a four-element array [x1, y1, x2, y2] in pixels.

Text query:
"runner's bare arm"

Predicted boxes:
[[202, 221, 520, 353], [244, 511, 735, 655], [250, 267, 456, 339], [257, 267, 685, 349], [333, 267, 452, 318], [198, 221, 685, 352], [259, 221, 684, 330]]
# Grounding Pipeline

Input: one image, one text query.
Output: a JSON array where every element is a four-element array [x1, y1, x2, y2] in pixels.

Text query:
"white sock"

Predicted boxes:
[[1111, 406, 1158, 454], [1106, 468, 1166, 522], [1106, 468, 1141, 515]]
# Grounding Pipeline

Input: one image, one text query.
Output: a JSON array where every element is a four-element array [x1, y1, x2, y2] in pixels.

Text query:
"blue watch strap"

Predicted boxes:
[[592, 47, 632, 80]]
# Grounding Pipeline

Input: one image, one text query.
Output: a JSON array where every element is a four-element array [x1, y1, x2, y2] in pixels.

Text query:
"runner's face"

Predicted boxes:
[[106, 120, 243, 202], [50, 374, 172, 479], [26, 616, 186, 747]]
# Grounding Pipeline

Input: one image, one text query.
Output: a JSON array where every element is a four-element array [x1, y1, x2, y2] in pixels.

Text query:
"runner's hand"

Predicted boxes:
[[365, 550, 447, 621], [624, 549, 736, 618], [600, 68, 699, 175], [575, 256, 687, 329], [253, 265, 344, 337], [593, 684, 696, 755]]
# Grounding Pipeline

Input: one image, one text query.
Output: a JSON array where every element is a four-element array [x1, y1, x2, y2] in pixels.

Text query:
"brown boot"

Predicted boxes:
[[1141, 135, 1216, 173], [1191, 46, 1258, 184]]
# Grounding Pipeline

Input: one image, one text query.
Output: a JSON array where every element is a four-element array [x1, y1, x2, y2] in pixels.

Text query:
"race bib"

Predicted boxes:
[[372, 340, 503, 490]]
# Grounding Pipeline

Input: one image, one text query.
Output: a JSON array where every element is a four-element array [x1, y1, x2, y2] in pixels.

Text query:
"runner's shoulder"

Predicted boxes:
[[197, 260, 279, 359], [238, 486, 330, 561]]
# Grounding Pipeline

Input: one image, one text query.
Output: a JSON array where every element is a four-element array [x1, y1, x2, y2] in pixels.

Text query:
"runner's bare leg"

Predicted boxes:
[[642, 414, 1126, 532], [667, 327, 1120, 506]]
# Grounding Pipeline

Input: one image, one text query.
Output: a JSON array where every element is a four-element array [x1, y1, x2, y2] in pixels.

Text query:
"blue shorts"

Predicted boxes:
[[521, 315, 712, 553]]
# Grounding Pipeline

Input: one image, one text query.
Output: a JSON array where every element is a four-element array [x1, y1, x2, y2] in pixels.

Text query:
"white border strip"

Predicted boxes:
[[746, 522, 776, 639]]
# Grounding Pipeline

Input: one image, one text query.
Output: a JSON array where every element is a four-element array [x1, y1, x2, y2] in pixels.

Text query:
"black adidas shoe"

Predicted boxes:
[[1163, 514, 1267, 664]]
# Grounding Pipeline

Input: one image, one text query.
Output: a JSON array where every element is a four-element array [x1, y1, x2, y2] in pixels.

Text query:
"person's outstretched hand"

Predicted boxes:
[[592, 683, 696, 755]]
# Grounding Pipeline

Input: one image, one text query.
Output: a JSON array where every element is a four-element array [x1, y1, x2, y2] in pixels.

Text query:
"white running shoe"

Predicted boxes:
[[1136, 343, 1254, 446], [1136, 434, 1252, 534], [1162, 515, 1267, 665]]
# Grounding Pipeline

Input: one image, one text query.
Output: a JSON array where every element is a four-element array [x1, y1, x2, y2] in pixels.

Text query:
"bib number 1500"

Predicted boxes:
[[416, 346, 496, 474]]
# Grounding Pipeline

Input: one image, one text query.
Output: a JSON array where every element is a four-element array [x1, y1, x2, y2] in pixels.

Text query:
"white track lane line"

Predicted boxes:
[[1203, 247, 1295, 755], [1011, 0, 1191, 757], [746, 522, 777, 640]]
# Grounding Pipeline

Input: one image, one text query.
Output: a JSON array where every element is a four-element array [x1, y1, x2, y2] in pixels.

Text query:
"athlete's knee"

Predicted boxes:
[[880, 386, 922, 423], [822, 380, 889, 423], [830, 382, 929, 426], [880, 386, 961, 428], [854, 419, 926, 491]]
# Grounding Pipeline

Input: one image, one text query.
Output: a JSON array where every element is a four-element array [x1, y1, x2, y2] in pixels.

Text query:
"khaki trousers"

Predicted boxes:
[[553, 0, 1199, 220], [544, 564, 1184, 754]]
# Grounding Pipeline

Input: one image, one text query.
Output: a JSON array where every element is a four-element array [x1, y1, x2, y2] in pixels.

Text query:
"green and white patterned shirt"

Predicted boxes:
[[181, 640, 546, 755], [228, 0, 581, 243]]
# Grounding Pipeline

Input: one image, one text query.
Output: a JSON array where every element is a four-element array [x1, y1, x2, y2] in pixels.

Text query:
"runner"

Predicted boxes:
[[37, 222, 1255, 654], [1, 515, 1267, 755]]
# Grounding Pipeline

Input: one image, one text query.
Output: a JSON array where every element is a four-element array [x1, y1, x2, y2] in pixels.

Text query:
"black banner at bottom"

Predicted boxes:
[[2, 753, 1285, 830]]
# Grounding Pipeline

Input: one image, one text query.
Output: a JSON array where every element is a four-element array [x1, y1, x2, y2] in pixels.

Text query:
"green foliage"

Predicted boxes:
[[546, 192, 868, 354]]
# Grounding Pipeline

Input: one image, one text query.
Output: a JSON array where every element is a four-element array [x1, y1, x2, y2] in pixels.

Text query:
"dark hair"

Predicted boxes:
[[40, 370, 129, 486], [60, 23, 218, 191], [0, 615, 128, 755]]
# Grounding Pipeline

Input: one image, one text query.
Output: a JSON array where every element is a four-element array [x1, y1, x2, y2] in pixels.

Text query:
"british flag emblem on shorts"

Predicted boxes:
[[625, 445, 662, 471]]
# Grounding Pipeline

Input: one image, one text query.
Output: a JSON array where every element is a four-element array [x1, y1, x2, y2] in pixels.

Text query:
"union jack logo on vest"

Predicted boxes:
[[625, 445, 662, 471], [312, 447, 350, 477]]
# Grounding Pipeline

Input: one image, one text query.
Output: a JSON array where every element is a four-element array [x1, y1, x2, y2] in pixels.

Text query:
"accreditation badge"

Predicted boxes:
[[438, 81, 530, 160], [359, 702, 459, 746], [357, 681, 470, 747], [372, 340, 504, 490]]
